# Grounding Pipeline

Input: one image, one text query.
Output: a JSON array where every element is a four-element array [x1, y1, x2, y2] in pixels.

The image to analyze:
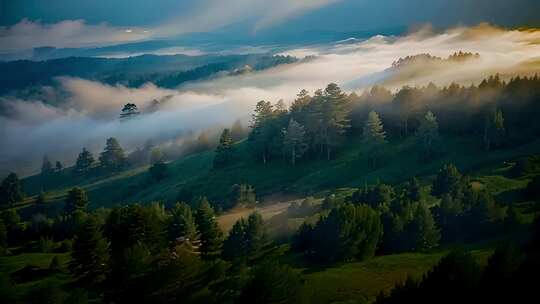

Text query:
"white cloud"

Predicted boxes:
[[0, 1, 341, 51], [0, 19, 152, 52], [2, 24, 540, 175]]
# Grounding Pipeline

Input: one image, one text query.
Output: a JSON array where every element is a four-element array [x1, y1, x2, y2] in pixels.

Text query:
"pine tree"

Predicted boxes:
[[64, 187, 89, 214], [431, 164, 463, 197], [0, 173, 24, 206], [229, 184, 257, 209], [363, 111, 387, 168], [214, 129, 234, 168], [407, 177, 423, 202], [249, 100, 276, 164], [483, 108, 505, 151], [245, 212, 266, 256], [195, 198, 223, 258], [167, 202, 198, 244], [320, 83, 350, 160], [75, 148, 95, 173], [41, 155, 54, 175], [223, 218, 248, 260], [119, 103, 140, 120], [282, 119, 308, 165], [405, 204, 440, 251], [70, 216, 109, 284], [99, 137, 126, 171], [55, 161, 63, 172], [416, 111, 439, 157]]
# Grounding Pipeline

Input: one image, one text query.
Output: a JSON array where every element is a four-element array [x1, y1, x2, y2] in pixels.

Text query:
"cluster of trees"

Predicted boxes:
[[0, 173, 24, 206], [377, 217, 540, 304], [1, 187, 300, 304], [222, 75, 540, 169], [293, 162, 521, 264]]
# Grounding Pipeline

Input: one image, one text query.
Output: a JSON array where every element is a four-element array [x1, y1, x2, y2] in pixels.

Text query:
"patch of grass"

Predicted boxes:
[[300, 248, 492, 304], [19, 134, 540, 212], [0, 252, 70, 273]]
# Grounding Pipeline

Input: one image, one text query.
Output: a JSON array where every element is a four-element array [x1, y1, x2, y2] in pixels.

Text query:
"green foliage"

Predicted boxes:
[[70, 216, 110, 284], [99, 137, 127, 171], [228, 184, 257, 209], [0, 172, 24, 206], [41, 155, 54, 175], [404, 204, 440, 252], [282, 118, 308, 165], [363, 111, 387, 167], [238, 261, 304, 304], [301, 203, 383, 263], [195, 198, 223, 258], [431, 164, 464, 197], [64, 187, 89, 214], [75, 148, 95, 174], [167, 202, 198, 244], [249, 100, 279, 164], [214, 128, 235, 168], [119, 103, 140, 120], [415, 111, 439, 157], [350, 183, 395, 210]]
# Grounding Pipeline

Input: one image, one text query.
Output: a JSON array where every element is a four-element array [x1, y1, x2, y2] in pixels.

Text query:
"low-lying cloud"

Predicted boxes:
[[1, 24, 539, 176]]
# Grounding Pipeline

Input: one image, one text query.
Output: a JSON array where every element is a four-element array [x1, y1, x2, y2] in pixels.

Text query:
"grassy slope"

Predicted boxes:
[[20, 134, 540, 212], [300, 248, 492, 304]]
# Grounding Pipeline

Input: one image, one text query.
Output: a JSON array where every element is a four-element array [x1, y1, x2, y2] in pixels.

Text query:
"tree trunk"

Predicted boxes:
[[292, 147, 296, 165]]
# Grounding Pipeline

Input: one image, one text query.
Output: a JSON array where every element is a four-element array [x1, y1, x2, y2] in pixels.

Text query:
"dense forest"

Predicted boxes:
[[1, 74, 540, 303]]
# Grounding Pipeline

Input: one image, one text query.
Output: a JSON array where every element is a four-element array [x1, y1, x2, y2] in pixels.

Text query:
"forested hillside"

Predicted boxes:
[[1, 75, 540, 303]]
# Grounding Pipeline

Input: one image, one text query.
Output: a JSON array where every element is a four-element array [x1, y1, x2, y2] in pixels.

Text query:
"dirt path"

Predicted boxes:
[[217, 200, 297, 233]]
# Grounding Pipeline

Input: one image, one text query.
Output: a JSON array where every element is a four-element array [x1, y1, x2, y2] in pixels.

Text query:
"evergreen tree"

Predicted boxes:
[[249, 100, 276, 164], [245, 212, 266, 256], [0, 173, 24, 206], [320, 83, 350, 160], [404, 204, 440, 251], [483, 108, 505, 150], [363, 111, 387, 168], [431, 164, 463, 197], [282, 119, 308, 165], [213, 128, 234, 168], [407, 177, 423, 202], [99, 137, 127, 171], [119, 103, 140, 120], [310, 203, 382, 262], [75, 148, 95, 173], [223, 218, 248, 260], [416, 111, 439, 157], [70, 216, 109, 284], [195, 198, 223, 258], [41, 155, 54, 175], [167, 202, 198, 244], [229, 184, 257, 209], [55, 161, 63, 172], [64, 187, 89, 214]]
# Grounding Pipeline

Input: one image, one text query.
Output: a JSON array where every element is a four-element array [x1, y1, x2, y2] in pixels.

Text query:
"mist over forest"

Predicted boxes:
[[1, 1, 540, 304]]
